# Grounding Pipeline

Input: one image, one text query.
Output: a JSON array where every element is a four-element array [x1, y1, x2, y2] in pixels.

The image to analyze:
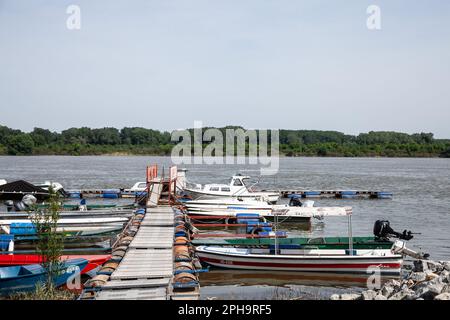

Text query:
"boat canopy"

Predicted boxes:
[[0, 180, 49, 200]]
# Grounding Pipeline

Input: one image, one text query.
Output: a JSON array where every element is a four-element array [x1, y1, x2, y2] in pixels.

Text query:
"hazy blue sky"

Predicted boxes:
[[1, 0, 449, 137]]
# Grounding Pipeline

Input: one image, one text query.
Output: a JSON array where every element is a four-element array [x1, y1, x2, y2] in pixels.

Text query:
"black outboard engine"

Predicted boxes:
[[373, 220, 414, 241]]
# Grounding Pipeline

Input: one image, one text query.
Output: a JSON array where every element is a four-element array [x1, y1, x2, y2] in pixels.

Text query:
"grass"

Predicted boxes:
[[7, 283, 77, 300]]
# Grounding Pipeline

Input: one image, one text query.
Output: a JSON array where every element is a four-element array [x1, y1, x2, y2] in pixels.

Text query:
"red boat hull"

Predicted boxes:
[[0, 254, 111, 274]]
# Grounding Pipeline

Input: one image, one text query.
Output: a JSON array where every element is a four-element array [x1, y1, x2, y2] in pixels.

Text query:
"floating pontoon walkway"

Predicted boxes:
[[67, 189, 393, 200], [275, 190, 393, 199], [94, 206, 174, 300], [80, 205, 200, 300]]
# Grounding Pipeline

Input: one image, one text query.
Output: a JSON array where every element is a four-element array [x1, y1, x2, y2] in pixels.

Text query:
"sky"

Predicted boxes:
[[0, 0, 449, 137]]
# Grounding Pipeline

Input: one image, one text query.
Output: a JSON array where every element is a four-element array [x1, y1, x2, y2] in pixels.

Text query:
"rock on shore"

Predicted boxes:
[[330, 260, 450, 301]]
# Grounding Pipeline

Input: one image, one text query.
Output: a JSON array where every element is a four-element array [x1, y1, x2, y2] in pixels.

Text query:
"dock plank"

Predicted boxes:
[[101, 278, 170, 290], [92, 204, 189, 300], [110, 248, 173, 280], [96, 287, 168, 300]]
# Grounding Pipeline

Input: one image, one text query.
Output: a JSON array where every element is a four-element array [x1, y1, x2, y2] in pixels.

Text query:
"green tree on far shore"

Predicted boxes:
[[5, 133, 35, 155], [0, 124, 449, 158]]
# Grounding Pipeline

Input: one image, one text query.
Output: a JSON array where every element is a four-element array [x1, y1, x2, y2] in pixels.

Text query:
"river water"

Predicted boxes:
[[1, 156, 449, 299]]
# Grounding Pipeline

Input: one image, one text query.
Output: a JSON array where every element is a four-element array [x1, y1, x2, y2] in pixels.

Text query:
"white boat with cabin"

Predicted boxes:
[[183, 174, 280, 204]]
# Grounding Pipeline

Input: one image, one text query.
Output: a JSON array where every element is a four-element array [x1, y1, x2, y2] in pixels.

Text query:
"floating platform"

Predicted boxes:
[[66, 189, 147, 199], [275, 190, 393, 199], [67, 188, 393, 200]]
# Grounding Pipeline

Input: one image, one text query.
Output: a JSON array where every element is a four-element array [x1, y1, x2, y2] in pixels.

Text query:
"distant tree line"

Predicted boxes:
[[0, 125, 449, 157]]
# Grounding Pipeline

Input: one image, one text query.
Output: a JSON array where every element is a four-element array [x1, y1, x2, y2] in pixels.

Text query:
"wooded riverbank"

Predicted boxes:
[[1, 125, 449, 157]]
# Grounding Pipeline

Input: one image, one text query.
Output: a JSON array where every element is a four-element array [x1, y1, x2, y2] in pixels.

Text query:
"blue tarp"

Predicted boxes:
[[0, 235, 14, 250], [9, 222, 36, 235]]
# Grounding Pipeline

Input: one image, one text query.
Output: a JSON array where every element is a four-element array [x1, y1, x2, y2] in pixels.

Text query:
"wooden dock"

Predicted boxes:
[[77, 165, 201, 300], [81, 208, 200, 300], [94, 206, 175, 300]]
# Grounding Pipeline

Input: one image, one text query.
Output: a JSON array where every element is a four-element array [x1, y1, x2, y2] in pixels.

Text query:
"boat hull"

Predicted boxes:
[[187, 211, 311, 223], [184, 200, 351, 222], [184, 189, 279, 204], [0, 255, 110, 274], [0, 258, 88, 296], [192, 236, 394, 250], [196, 246, 402, 275]]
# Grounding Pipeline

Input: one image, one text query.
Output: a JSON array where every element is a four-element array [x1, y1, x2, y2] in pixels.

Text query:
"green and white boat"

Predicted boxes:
[[192, 236, 394, 250]]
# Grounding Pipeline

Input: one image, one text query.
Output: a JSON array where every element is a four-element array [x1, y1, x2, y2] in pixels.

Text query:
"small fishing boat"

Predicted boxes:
[[195, 215, 418, 275], [192, 236, 394, 250], [183, 174, 280, 203], [0, 217, 129, 235], [0, 254, 110, 275], [12, 225, 123, 238], [0, 258, 88, 296], [35, 203, 133, 211], [195, 246, 403, 274], [0, 208, 135, 220]]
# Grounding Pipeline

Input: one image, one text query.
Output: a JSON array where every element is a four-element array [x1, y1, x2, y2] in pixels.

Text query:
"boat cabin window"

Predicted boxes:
[[221, 187, 230, 192], [138, 183, 147, 188], [233, 179, 244, 186], [210, 187, 219, 191]]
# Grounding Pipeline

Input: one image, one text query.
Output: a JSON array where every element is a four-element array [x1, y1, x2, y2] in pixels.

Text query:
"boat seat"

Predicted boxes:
[[18, 266, 35, 276]]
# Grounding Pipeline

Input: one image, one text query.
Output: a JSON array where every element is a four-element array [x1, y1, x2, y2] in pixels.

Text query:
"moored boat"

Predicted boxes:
[[183, 174, 280, 203], [35, 203, 133, 211], [0, 209, 135, 220], [183, 197, 351, 222], [0, 254, 111, 275], [194, 215, 419, 275], [192, 236, 394, 250], [0, 258, 88, 296], [0, 217, 129, 235], [195, 245, 403, 274]]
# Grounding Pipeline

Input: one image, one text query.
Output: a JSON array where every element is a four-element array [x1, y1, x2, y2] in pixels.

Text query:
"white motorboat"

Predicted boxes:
[[34, 181, 67, 197], [126, 182, 148, 193], [183, 174, 280, 203], [183, 197, 352, 222], [0, 216, 129, 234]]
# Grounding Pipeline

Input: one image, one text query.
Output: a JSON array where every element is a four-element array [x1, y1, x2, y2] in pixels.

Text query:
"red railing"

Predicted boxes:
[[168, 165, 177, 205], [146, 165, 158, 184]]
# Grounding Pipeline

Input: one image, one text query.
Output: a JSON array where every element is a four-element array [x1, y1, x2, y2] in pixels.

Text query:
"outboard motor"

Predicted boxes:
[[22, 194, 37, 207], [289, 197, 302, 207], [373, 220, 414, 241], [79, 198, 87, 211], [4, 200, 14, 212]]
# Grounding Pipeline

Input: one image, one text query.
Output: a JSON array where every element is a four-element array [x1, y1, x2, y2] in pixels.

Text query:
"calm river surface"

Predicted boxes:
[[1, 156, 449, 299]]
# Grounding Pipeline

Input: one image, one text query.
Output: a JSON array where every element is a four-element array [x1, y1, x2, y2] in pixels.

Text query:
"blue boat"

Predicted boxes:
[[0, 258, 88, 296]]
